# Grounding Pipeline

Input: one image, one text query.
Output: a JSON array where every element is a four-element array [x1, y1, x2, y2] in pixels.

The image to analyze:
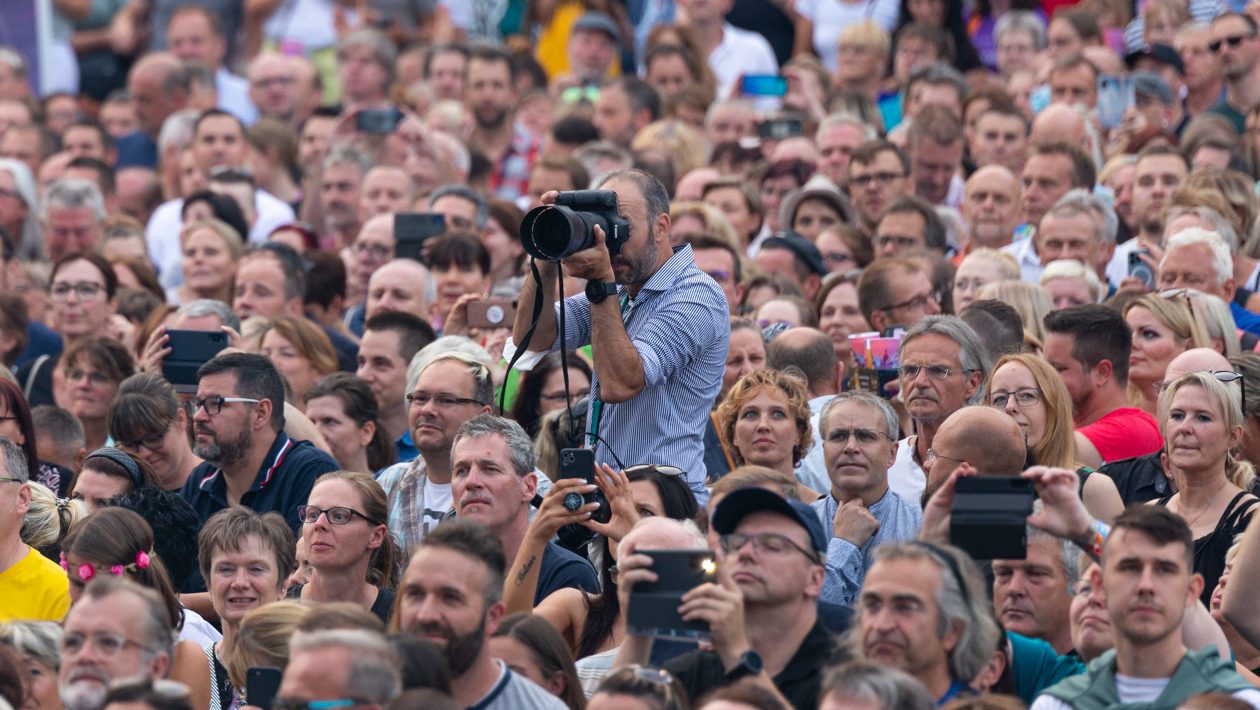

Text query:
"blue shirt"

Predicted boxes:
[[545, 245, 729, 503], [536, 542, 599, 605], [180, 432, 340, 534], [394, 430, 418, 464], [14, 322, 61, 369], [811, 488, 923, 607]]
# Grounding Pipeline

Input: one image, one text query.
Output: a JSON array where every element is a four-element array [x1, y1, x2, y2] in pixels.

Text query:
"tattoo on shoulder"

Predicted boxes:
[[516, 555, 537, 585]]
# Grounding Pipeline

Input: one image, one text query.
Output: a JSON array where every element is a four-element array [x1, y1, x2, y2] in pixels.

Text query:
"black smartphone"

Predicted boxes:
[[626, 549, 717, 640], [757, 117, 803, 140], [246, 666, 282, 710], [1128, 249, 1155, 289], [162, 329, 229, 393], [394, 212, 446, 263], [950, 477, 1037, 560], [558, 448, 610, 524], [355, 107, 403, 134]]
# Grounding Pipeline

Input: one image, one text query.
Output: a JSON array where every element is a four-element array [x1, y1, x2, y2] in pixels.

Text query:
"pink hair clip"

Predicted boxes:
[[135, 551, 151, 570]]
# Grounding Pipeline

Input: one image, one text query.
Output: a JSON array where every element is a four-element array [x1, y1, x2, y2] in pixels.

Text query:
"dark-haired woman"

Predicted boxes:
[[57, 335, 135, 451], [68, 447, 159, 511], [303, 373, 394, 474], [510, 351, 593, 439], [491, 614, 586, 709]]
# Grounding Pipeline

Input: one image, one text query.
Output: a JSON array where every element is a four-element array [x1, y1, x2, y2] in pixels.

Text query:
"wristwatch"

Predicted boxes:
[[724, 650, 763, 682], [585, 279, 618, 304]]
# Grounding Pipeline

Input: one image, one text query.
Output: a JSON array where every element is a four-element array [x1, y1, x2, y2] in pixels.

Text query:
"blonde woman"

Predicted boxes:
[[1040, 259, 1102, 310], [1124, 293, 1212, 413], [977, 279, 1053, 346], [954, 248, 1020, 311]]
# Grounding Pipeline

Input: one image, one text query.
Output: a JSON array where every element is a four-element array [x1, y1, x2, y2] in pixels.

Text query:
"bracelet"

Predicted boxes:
[[1076, 519, 1110, 558]]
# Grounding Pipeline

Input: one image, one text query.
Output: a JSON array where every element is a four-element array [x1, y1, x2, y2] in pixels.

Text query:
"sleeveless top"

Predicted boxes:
[[1156, 491, 1258, 607]]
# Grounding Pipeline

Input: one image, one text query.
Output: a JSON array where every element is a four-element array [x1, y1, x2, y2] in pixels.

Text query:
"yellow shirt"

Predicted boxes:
[[0, 547, 70, 622]]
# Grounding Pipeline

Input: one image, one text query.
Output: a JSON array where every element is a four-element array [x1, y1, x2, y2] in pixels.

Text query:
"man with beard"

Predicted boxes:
[[179, 353, 338, 534], [1105, 145, 1188, 287], [59, 577, 173, 710], [451, 415, 596, 604], [507, 170, 728, 503], [1042, 306, 1161, 469], [395, 518, 566, 708], [465, 44, 540, 202], [1209, 13, 1260, 133], [1032, 507, 1260, 709]]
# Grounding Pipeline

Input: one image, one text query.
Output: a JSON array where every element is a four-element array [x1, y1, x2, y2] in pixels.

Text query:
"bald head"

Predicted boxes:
[[365, 258, 433, 320], [1165, 347, 1231, 384], [767, 327, 838, 396], [937, 406, 1027, 477], [1030, 105, 1086, 147], [618, 516, 706, 556], [675, 167, 721, 202]]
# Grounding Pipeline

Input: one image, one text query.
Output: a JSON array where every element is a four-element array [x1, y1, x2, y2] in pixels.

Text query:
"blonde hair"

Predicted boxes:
[[977, 280, 1053, 343], [179, 218, 244, 260], [632, 120, 707, 178], [716, 369, 813, 468], [959, 248, 1020, 281], [1159, 371, 1255, 491], [839, 20, 892, 59], [20, 481, 88, 553], [226, 601, 310, 697], [669, 200, 742, 253], [1040, 259, 1103, 303], [985, 354, 1078, 469]]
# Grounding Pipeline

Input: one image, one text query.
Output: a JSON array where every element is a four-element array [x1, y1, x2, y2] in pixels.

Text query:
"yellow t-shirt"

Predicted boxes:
[[0, 547, 70, 622]]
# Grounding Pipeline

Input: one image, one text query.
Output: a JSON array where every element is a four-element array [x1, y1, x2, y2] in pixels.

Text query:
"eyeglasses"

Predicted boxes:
[[541, 388, 590, 403], [273, 699, 365, 710], [623, 464, 687, 477], [350, 241, 391, 261], [1210, 33, 1254, 52], [720, 532, 820, 564], [882, 289, 939, 312], [405, 391, 486, 409], [66, 369, 113, 386], [192, 395, 261, 416], [826, 427, 890, 445], [849, 171, 905, 189], [990, 388, 1042, 409], [50, 282, 105, 301], [900, 363, 973, 381], [821, 251, 856, 269], [561, 85, 601, 104], [926, 448, 966, 465], [296, 505, 381, 526], [0, 477, 22, 484], [117, 432, 166, 453], [61, 631, 151, 657]]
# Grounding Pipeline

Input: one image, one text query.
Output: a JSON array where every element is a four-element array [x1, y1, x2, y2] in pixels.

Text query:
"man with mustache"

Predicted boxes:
[[450, 415, 596, 604], [395, 518, 567, 709], [59, 577, 173, 710], [180, 353, 339, 535], [993, 532, 1079, 654]]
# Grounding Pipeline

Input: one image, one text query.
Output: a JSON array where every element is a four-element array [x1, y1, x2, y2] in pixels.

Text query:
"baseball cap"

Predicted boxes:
[[572, 12, 620, 43], [761, 231, 829, 277], [712, 487, 828, 555], [1124, 43, 1185, 76]]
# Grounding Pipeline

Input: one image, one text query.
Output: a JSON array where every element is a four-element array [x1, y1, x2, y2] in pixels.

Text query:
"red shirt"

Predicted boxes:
[[1077, 407, 1162, 464]]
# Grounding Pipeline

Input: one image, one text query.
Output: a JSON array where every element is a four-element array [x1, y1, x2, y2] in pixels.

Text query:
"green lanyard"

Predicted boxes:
[[587, 292, 635, 446]]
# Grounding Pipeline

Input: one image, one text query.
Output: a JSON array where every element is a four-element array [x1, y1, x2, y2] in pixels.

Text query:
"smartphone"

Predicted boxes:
[[355, 107, 403, 134], [626, 549, 717, 640], [757, 117, 803, 140], [950, 477, 1037, 560], [162, 329, 229, 393], [394, 212, 446, 263], [246, 666, 282, 710], [1129, 249, 1155, 289], [1097, 74, 1134, 130], [558, 448, 610, 524], [741, 74, 788, 97], [1029, 84, 1051, 115], [466, 298, 517, 329]]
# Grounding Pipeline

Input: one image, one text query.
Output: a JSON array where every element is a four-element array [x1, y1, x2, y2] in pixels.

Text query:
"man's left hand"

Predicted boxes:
[[678, 553, 751, 672], [562, 223, 616, 283]]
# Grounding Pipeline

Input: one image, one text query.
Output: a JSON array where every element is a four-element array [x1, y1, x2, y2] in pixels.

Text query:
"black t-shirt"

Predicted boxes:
[[663, 618, 835, 710], [536, 542, 600, 605], [286, 585, 397, 625]]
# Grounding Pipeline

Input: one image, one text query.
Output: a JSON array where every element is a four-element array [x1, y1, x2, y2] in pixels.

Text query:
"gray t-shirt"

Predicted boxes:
[[470, 661, 567, 710]]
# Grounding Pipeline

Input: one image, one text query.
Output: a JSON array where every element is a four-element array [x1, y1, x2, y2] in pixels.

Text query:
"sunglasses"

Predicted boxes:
[[1210, 33, 1255, 52]]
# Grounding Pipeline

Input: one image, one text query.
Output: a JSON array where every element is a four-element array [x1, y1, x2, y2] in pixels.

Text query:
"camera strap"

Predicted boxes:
[[499, 258, 548, 415]]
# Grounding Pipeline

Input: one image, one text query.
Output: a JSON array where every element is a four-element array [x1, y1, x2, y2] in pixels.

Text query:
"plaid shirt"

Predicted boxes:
[[489, 123, 541, 202], [376, 457, 451, 554]]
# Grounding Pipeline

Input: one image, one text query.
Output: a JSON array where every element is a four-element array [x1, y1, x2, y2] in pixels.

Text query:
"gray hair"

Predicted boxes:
[[1162, 227, 1233, 287], [908, 63, 969, 102], [816, 113, 878, 144], [450, 414, 537, 476], [996, 10, 1047, 50], [406, 337, 496, 394], [0, 435, 27, 483], [901, 316, 991, 404], [0, 48, 27, 79], [854, 542, 1000, 683], [323, 143, 373, 175], [289, 629, 400, 705], [175, 299, 240, 332], [1027, 527, 1082, 596], [1040, 259, 1102, 302], [336, 29, 397, 86], [1165, 205, 1238, 253], [573, 141, 634, 186], [156, 109, 200, 154], [427, 184, 489, 230], [0, 158, 40, 261], [41, 178, 106, 222], [598, 169, 671, 228], [819, 392, 899, 442], [1046, 188, 1118, 245], [0, 620, 61, 670], [820, 661, 934, 710], [78, 577, 176, 662]]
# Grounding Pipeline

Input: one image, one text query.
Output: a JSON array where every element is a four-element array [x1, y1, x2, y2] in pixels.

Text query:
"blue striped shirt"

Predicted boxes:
[[536, 245, 729, 503]]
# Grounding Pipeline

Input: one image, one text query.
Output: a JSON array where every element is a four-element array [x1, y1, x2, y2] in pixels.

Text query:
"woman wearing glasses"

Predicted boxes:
[[1155, 371, 1259, 606], [176, 219, 242, 307], [289, 471, 399, 624], [510, 351, 593, 439], [984, 353, 1124, 523], [108, 374, 203, 491], [1124, 293, 1212, 414], [56, 336, 135, 452]]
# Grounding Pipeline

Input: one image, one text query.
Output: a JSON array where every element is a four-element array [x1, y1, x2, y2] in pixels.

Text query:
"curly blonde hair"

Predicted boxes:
[[716, 368, 813, 468]]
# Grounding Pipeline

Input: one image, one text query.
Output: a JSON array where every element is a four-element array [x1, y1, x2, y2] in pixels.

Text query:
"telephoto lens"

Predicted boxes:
[[519, 190, 632, 260]]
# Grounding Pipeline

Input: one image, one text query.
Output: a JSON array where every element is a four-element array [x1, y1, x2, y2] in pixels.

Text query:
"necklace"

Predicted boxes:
[[1178, 482, 1230, 529]]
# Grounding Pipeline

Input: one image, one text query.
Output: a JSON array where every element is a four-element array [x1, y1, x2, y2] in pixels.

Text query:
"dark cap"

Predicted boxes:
[[572, 12, 620, 43], [1124, 43, 1185, 76], [1132, 72, 1175, 105], [762, 231, 829, 277], [712, 487, 828, 554]]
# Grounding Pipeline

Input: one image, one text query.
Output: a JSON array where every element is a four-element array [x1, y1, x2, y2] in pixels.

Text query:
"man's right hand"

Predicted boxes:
[[526, 477, 600, 545], [615, 542, 659, 635], [835, 498, 880, 547], [140, 325, 171, 375]]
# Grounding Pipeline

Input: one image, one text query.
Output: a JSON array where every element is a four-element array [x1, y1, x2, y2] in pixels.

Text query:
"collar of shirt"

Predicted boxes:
[[198, 432, 293, 495], [637, 244, 695, 296]]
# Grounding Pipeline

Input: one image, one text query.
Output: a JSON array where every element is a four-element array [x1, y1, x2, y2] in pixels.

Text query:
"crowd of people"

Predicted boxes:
[[9, 0, 1260, 708]]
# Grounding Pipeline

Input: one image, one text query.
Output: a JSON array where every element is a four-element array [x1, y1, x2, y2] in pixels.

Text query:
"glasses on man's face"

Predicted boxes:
[[720, 532, 820, 564], [926, 448, 966, 466], [849, 171, 905, 189], [990, 388, 1042, 409], [1210, 33, 1254, 52], [192, 395, 261, 416], [0, 477, 22, 484], [350, 241, 391, 261], [296, 505, 380, 526], [882, 289, 939, 313], [118, 431, 166, 454], [51, 281, 105, 302], [61, 631, 150, 658], [825, 427, 889, 446], [405, 391, 485, 409], [900, 363, 971, 381]]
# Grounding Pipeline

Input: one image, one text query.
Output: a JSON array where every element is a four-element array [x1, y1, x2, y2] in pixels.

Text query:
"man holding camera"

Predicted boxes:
[[507, 170, 729, 502]]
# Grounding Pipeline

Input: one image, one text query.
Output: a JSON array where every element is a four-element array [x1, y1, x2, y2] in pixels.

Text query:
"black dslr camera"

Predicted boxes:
[[949, 477, 1036, 560], [519, 190, 631, 261]]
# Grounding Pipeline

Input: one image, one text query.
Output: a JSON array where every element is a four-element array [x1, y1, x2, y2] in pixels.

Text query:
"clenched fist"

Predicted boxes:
[[835, 498, 880, 547]]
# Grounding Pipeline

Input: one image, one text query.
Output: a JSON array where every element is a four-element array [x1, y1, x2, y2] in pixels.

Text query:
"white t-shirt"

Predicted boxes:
[[420, 478, 452, 535], [1030, 681, 1260, 709], [794, 0, 899, 73], [887, 437, 926, 504], [709, 23, 779, 99]]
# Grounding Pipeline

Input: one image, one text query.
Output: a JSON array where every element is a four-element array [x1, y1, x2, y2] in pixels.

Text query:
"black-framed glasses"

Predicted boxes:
[[990, 388, 1042, 409], [117, 432, 166, 453], [192, 395, 261, 416], [900, 364, 973, 381], [405, 391, 486, 409], [882, 289, 940, 313], [50, 281, 105, 301], [1157, 370, 1246, 406], [849, 171, 905, 189], [720, 532, 820, 564], [273, 699, 364, 710], [297, 505, 380, 526], [825, 427, 891, 445], [1210, 33, 1255, 52], [623, 464, 687, 477], [61, 631, 151, 657]]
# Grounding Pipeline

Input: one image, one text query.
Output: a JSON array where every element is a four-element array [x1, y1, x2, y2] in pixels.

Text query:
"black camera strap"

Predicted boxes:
[[499, 257, 547, 415]]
